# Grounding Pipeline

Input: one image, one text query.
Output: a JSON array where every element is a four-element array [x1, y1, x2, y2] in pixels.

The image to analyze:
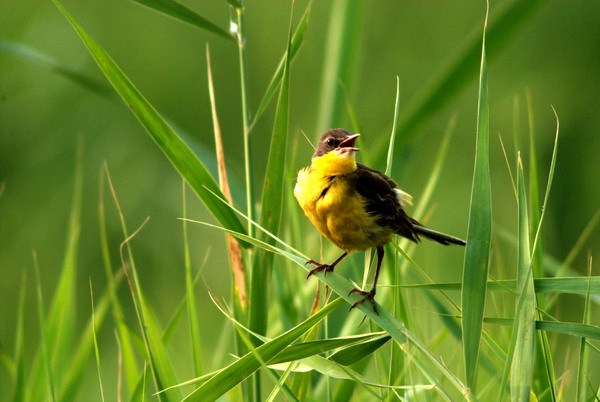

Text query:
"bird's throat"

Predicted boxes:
[[311, 152, 357, 176]]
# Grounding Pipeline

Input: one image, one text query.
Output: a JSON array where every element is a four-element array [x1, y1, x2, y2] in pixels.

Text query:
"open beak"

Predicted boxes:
[[338, 134, 360, 152]]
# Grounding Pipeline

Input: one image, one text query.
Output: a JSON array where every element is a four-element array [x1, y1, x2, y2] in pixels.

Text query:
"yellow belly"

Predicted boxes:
[[294, 168, 393, 252]]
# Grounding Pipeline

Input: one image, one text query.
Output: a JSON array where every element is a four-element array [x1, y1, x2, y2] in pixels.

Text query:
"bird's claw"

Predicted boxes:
[[305, 261, 334, 279], [348, 288, 378, 314]]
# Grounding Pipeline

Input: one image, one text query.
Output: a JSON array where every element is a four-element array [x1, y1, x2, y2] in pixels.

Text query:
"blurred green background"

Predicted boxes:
[[1, 0, 599, 399]]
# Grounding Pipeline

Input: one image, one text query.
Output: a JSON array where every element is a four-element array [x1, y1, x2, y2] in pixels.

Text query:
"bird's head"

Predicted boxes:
[[312, 129, 360, 159], [310, 129, 360, 175]]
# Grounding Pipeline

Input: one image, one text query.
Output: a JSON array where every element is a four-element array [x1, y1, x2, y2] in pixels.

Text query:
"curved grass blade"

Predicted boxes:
[[329, 335, 391, 366], [58, 276, 114, 401], [251, 0, 313, 129], [190, 220, 471, 401], [53, 0, 250, 248], [128, 0, 234, 41], [182, 298, 344, 401], [105, 169, 182, 401], [392, 0, 547, 149], [510, 157, 536, 402], [0, 39, 113, 99], [461, 7, 491, 390], [269, 334, 388, 366]]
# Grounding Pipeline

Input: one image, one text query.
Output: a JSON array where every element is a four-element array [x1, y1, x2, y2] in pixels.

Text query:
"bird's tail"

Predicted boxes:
[[414, 225, 466, 246]]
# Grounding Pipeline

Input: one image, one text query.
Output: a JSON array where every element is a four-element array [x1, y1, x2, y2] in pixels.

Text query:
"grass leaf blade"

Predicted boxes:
[[128, 0, 234, 41], [461, 8, 492, 389], [53, 0, 250, 248]]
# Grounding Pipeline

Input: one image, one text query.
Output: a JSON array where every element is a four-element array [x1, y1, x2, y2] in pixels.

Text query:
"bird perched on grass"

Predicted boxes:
[[294, 128, 466, 312]]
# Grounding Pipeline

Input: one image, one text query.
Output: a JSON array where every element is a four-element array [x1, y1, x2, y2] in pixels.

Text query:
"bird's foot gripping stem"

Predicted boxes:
[[305, 260, 334, 279], [348, 287, 378, 314]]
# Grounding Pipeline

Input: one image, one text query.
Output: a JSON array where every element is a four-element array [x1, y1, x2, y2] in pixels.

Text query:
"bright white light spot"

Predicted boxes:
[[230, 22, 238, 33]]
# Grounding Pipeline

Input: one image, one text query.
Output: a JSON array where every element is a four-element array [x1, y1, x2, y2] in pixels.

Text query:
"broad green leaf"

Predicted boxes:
[[510, 158, 536, 402], [53, 0, 250, 249], [182, 298, 344, 401], [461, 9, 491, 389], [128, 0, 234, 41]]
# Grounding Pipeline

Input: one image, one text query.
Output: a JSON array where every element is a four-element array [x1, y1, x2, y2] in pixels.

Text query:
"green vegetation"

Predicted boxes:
[[1, 0, 599, 400]]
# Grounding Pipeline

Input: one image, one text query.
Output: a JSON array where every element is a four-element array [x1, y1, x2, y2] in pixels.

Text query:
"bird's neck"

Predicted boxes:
[[311, 152, 357, 176]]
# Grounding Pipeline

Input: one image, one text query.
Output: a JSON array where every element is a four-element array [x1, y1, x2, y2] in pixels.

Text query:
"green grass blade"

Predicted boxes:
[[0, 39, 113, 99], [248, 1, 293, 339], [510, 157, 536, 401], [53, 0, 250, 248], [269, 334, 387, 366], [461, 8, 492, 390], [385, 77, 401, 176], [182, 298, 344, 401], [392, 0, 547, 149], [128, 0, 234, 41], [484, 318, 600, 341], [315, 0, 364, 134], [33, 253, 56, 402], [89, 282, 106, 402], [182, 183, 203, 377], [526, 92, 557, 400], [577, 259, 593, 401], [98, 168, 140, 393], [224, 0, 243, 9], [105, 169, 183, 401], [28, 144, 83, 401], [251, 0, 313, 129], [329, 335, 391, 366], [12, 273, 27, 402], [398, 277, 600, 295], [191, 220, 471, 400], [58, 276, 114, 401]]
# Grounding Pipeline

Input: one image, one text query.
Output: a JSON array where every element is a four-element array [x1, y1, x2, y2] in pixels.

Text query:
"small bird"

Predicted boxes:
[[294, 128, 466, 312]]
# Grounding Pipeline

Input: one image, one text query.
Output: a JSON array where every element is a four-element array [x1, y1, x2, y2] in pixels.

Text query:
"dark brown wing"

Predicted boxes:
[[348, 163, 420, 242]]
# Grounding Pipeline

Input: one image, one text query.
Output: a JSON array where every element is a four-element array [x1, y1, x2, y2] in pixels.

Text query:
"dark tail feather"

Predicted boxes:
[[414, 225, 466, 246]]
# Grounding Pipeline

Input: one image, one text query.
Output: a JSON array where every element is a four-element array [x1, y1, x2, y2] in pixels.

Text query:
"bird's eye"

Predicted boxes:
[[326, 138, 335, 147]]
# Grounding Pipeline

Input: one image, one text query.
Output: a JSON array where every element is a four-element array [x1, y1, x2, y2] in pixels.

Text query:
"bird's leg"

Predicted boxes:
[[349, 246, 384, 314], [306, 252, 348, 279]]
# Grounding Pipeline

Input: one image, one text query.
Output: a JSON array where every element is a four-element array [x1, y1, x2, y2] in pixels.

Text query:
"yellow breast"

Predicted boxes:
[[294, 154, 393, 252]]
